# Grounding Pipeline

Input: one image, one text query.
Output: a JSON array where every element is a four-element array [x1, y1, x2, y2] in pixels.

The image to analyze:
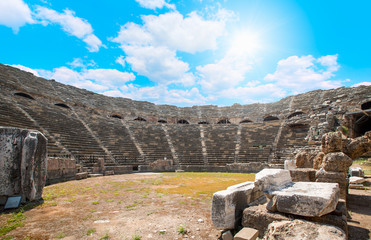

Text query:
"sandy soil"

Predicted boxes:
[[1, 172, 370, 240]]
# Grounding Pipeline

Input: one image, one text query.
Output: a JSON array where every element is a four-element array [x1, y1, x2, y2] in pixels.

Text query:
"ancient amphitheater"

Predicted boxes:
[[1, 63, 370, 176]]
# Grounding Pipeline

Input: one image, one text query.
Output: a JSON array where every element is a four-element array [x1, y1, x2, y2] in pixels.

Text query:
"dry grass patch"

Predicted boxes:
[[154, 172, 255, 200]]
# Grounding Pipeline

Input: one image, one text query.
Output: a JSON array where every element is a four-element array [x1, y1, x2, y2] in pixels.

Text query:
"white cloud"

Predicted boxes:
[[119, 84, 208, 105], [34, 6, 103, 52], [217, 83, 286, 104], [264, 55, 341, 93], [82, 69, 135, 88], [115, 56, 126, 68], [10, 64, 40, 77], [352, 82, 371, 87], [0, 0, 34, 33], [135, 0, 175, 10], [112, 10, 229, 86], [197, 47, 253, 92], [123, 45, 194, 85], [142, 11, 225, 53]]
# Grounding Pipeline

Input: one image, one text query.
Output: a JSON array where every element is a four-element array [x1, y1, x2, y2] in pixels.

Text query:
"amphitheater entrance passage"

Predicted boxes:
[[134, 117, 146, 122], [177, 119, 189, 124], [55, 103, 70, 109], [132, 165, 139, 172], [217, 119, 231, 124], [264, 116, 279, 121], [361, 101, 371, 110], [347, 110, 371, 138], [198, 121, 209, 124], [158, 120, 167, 123], [110, 114, 122, 119], [240, 119, 252, 124], [14, 92, 35, 100]]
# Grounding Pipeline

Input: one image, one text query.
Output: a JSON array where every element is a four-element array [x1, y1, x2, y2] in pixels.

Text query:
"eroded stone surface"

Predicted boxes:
[[254, 169, 292, 193], [289, 168, 316, 182], [212, 182, 263, 229], [321, 131, 343, 154], [349, 176, 365, 184], [263, 220, 346, 240], [267, 182, 339, 217], [0, 127, 47, 202], [234, 227, 259, 240], [321, 152, 352, 173]]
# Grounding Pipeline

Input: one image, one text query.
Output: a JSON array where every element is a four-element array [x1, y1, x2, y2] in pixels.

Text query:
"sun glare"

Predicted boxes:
[[229, 30, 264, 56]]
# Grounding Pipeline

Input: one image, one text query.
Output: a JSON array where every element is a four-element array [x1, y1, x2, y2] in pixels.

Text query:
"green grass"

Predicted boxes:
[[86, 228, 96, 236], [0, 210, 26, 236], [100, 233, 110, 240], [132, 234, 141, 240], [177, 226, 187, 235]]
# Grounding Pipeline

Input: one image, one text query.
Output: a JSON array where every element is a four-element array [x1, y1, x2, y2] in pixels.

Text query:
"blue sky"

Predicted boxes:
[[0, 0, 370, 106]]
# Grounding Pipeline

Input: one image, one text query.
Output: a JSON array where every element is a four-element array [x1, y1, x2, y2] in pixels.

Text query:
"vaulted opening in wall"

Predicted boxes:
[[288, 111, 303, 119], [158, 120, 167, 123], [353, 114, 371, 138], [198, 121, 209, 124], [134, 117, 146, 121], [177, 119, 189, 124], [55, 103, 70, 109], [288, 123, 310, 133], [217, 119, 231, 124], [14, 92, 35, 100], [240, 119, 252, 124], [361, 101, 371, 110], [132, 165, 139, 171], [111, 114, 122, 119], [264, 116, 279, 121]]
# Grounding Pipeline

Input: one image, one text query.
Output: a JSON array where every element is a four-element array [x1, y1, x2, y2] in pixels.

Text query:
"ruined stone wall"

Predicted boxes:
[[0, 63, 370, 172]]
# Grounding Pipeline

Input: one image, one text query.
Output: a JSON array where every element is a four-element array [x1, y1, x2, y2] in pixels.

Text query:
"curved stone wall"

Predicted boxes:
[[0, 63, 370, 172]]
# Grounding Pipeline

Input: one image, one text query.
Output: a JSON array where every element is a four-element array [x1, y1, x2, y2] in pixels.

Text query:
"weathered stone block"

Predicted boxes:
[[321, 152, 352, 173], [315, 170, 348, 199], [349, 176, 365, 184], [321, 131, 343, 154], [222, 230, 233, 240], [342, 131, 371, 159], [295, 150, 316, 168], [349, 167, 364, 177], [212, 182, 263, 229], [75, 172, 88, 180], [234, 227, 259, 240], [264, 220, 346, 240], [0, 127, 47, 202], [313, 152, 325, 169], [46, 158, 76, 185], [254, 169, 292, 193], [267, 182, 339, 217], [289, 168, 316, 182], [284, 160, 296, 170]]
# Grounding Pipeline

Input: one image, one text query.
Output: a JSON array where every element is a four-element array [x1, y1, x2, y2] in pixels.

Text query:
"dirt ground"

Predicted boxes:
[[1, 171, 370, 240]]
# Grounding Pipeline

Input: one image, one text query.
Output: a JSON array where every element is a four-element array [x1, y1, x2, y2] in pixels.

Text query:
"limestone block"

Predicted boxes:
[[76, 172, 88, 180], [349, 176, 365, 184], [0, 127, 47, 202], [212, 181, 262, 229], [295, 150, 316, 168], [315, 170, 348, 199], [234, 227, 259, 240], [267, 182, 339, 217], [342, 131, 371, 159], [321, 131, 343, 154], [289, 168, 316, 182], [349, 184, 364, 189], [264, 220, 346, 240], [254, 169, 292, 193], [349, 167, 364, 177], [313, 152, 325, 169], [222, 230, 233, 240], [284, 160, 296, 170], [242, 203, 348, 237], [321, 152, 352, 173]]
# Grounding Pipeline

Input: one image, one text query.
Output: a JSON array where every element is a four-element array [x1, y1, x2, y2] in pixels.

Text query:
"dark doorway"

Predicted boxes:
[[14, 92, 34, 100]]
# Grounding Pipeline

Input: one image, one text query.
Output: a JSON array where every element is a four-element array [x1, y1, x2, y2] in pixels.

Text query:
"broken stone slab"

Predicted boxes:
[[349, 184, 365, 189], [349, 176, 365, 184], [266, 182, 339, 217], [315, 170, 348, 199], [342, 131, 371, 159], [321, 152, 353, 173], [264, 219, 346, 240], [289, 168, 316, 182], [254, 169, 292, 193], [222, 230, 233, 240], [0, 127, 47, 203], [295, 150, 317, 168], [234, 227, 259, 240], [284, 160, 296, 170], [76, 172, 88, 180], [349, 167, 364, 177], [242, 203, 348, 238], [211, 181, 263, 229], [313, 152, 325, 169]]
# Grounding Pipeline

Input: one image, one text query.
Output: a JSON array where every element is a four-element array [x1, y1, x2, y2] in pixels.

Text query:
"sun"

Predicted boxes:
[[229, 30, 264, 56]]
